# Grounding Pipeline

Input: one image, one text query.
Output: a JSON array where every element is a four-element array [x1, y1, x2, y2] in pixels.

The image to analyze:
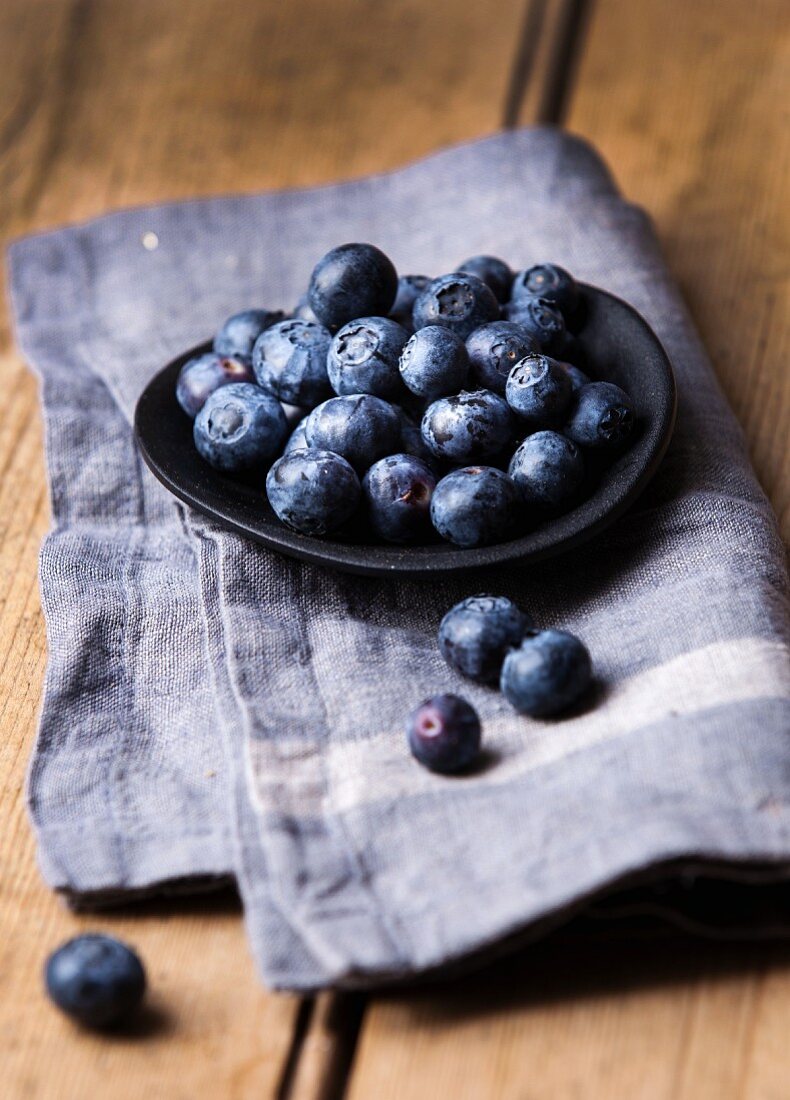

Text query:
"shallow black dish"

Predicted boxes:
[[134, 284, 676, 577]]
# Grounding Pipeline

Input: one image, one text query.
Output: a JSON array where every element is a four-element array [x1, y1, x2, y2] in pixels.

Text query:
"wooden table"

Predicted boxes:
[[1, 2, 788, 1096]]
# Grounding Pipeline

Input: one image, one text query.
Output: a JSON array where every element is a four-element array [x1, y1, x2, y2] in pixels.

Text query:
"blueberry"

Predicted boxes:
[[390, 275, 431, 327], [421, 389, 513, 464], [505, 353, 573, 428], [213, 308, 285, 361], [283, 418, 310, 454], [557, 360, 590, 393], [412, 273, 500, 340], [438, 594, 533, 683], [564, 381, 635, 449], [500, 629, 592, 717], [508, 430, 585, 511], [502, 296, 565, 354], [266, 449, 361, 536], [363, 453, 437, 543], [457, 255, 513, 303], [511, 263, 578, 319], [397, 409, 439, 468], [465, 321, 538, 396], [307, 243, 398, 330], [399, 326, 469, 400], [305, 394, 401, 473], [194, 383, 287, 472], [252, 319, 333, 408], [292, 293, 320, 323], [45, 934, 146, 1029], [176, 352, 255, 418], [327, 316, 410, 401], [431, 466, 519, 548], [407, 694, 481, 774]]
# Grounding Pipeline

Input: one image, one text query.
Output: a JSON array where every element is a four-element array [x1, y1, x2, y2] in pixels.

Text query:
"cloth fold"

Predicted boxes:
[[8, 127, 790, 990]]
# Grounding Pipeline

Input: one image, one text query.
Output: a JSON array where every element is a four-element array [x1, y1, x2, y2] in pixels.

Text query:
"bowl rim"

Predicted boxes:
[[134, 283, 677, 577]]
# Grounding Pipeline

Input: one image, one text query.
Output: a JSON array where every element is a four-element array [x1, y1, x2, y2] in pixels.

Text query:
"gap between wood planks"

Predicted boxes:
[[283, 5, 593, 1097]]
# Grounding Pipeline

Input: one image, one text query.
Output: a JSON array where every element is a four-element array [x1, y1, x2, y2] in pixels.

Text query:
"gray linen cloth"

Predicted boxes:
[[8, 128, 790, 990]]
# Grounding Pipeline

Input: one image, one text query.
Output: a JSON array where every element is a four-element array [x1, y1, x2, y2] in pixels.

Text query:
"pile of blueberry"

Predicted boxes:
[[176, 244, 635, 548], [408, 594, 592, 774]]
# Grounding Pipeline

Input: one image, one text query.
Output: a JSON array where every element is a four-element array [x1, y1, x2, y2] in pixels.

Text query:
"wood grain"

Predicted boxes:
[[0, 1, 527, 1097], [564, 0, 790, 540]]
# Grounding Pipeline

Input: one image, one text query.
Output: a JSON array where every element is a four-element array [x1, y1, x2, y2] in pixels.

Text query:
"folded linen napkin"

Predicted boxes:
[[9, 128, 790, 990]]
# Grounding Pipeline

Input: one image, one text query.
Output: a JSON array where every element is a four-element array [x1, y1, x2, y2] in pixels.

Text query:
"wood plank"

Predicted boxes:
[[563, 0, 790, 540], [347, 936, 790, 1100], [348, 2, 790, 1098], [0, 1, 528, 1097]]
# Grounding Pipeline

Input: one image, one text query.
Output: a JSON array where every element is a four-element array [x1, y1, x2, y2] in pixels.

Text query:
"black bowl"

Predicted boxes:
[[134, 284, 676, 577]]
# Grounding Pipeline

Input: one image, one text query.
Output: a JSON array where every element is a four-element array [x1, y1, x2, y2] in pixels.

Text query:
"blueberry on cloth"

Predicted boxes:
[[430, 466, 520, 548], [307, 243, 398, 330], [266, 449, 361, 536], [412, 272, 500, 340], [194, 383, 287, 472], [438, 594, 533, 683], [500, 629, 592, 717], [45, 934, 146, 1029], [176, 352, 255, 418], [407, 694, 482, 774]]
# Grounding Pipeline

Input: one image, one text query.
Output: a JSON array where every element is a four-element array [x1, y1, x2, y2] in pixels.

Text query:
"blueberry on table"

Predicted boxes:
[[363, 453, 437, 543], [45, 934, 146, 1029], [390, 274, 431, 328], [252, 319, 333, 408], [412, 273, 500, 340], [176, 352, 255, 418], [307, 243, 398, 330], [399, 326, 469, 400], [327, 316, 410, 401], [502, 295, 565, 355], [564, 381, 635, 449], [511, 263, 578, 319], [213, 308, 285, 361], [305, 394, 401, 473], [456, 254, 513, 303], [465, 320, 538, 396], [500, 629, 592, 717], [431, 466, 520, 548], [505, 353, 573, 429], [266, 449, 361, 536], [421, 389, 513, 464], [193, 383, 287, 472], [407, 694, 482, 774], [508, 430, 585, 511], [438, 594, 533, 683]]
